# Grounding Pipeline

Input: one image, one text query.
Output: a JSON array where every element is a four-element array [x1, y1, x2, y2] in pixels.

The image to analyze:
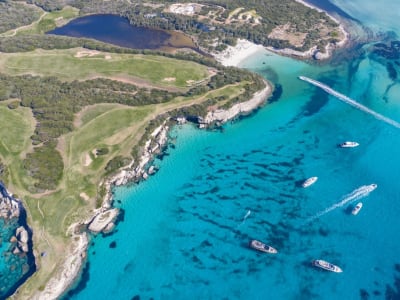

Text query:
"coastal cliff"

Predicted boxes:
[[201, 81, 272, 126]]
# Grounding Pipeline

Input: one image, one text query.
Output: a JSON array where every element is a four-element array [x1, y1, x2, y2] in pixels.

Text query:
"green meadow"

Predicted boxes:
[[0, 48, 210, 88]]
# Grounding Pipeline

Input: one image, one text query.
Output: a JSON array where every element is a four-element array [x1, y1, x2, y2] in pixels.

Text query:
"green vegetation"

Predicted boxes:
[[0, 1, 42, 34], [16, 6, 79, 35], [59, 0, 341, 51], [0, 49, 209, 87]]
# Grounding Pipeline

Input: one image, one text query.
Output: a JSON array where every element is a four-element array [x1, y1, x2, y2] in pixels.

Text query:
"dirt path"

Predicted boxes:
[[0, 10, 47, 37]]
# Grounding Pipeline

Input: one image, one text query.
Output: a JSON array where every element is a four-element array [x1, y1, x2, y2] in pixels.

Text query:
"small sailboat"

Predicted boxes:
[[351, 202, 363, 215]]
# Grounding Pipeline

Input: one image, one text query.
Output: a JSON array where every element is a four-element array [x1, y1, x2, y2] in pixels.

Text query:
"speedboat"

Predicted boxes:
[[302, 176, 318, 188], [312, 259, 343, 273], [339, 141, 359, 148], [249, 240, 277, 254], [351, 202, 363, 215]]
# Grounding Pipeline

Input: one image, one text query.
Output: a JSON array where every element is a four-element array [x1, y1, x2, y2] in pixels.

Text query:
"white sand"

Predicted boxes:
[[213, 39, 266, 67]]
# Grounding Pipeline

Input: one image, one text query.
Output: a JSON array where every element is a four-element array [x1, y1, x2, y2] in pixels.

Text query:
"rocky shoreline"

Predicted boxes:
[[201, 81, 272, 126], [0, 182, 36, 299]]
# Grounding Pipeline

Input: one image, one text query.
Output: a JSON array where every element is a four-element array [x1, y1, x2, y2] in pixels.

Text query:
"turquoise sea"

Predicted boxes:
[[65, 1, 400, 299]]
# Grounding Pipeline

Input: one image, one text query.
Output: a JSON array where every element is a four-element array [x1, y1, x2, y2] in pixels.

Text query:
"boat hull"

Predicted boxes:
[[339, 141, 359, 148], [312, 260, 342, 273], [249, 240, 277, 254], [352, 202, 363, 215], [302, 176, 318, 188]]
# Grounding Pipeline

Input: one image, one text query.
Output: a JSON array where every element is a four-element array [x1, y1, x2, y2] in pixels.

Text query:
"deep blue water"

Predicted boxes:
[[48, 14, 173, 50], [63, 1, 400, 299]]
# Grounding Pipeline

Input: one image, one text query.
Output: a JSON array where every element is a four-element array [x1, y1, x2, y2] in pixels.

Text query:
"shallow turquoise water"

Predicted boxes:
[[66, 1, 400, 299]]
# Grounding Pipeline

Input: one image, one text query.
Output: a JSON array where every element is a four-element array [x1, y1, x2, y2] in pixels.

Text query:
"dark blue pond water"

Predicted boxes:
[[48, 14, 179, 50]]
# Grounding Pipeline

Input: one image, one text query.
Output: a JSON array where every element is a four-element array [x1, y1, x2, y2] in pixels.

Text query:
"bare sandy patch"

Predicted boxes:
[[268, 23, 307, 48], [167, 3, 203, 15], [105, 55, 112, 60], [83, 153, 92, 166], [80, 192, 90, 202], [163, 77, 176, 82], [74, 50, 101, 58]]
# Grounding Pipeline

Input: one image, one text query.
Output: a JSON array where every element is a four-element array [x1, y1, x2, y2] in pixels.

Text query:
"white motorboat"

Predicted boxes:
[[302, 176, 318, 188], [339, 141, 359, 148], [351, 202, 363, 215], [312, 259, 343, 273], [249, 240, 277, 254]]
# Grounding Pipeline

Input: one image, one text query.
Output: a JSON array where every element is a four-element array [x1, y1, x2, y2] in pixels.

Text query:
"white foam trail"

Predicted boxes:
[[243, 210, 251, 221], [307, 184, 377, 222], [299, 76, 400, 129], [235, 210, 252, 231]]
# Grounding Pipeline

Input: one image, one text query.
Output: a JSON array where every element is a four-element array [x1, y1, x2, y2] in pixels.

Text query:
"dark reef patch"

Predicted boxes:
[[268, 83, 283, 104], [360, 288, 370, 300]]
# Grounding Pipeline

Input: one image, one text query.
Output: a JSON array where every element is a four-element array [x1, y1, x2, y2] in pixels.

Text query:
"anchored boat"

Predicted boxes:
[[249, 240, 277, 254], [339, 141, 359, 148], [312, 259, 343, 273]]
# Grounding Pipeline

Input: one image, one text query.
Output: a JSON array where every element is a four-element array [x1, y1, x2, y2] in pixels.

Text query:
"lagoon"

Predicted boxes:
[[48, 14, 198, 52]]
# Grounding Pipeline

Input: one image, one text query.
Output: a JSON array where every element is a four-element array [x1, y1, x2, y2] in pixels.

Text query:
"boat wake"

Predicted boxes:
[[235, 210, 252, 230], [299, 76, 400, 129], [306, 184, 377, 222]]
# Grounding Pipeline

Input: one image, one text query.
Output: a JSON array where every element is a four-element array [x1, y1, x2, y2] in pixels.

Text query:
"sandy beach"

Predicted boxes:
[[213, 39, 266, 67]]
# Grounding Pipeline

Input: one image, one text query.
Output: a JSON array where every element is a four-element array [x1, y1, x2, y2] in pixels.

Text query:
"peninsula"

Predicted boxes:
[[0, 0, 350, 298]]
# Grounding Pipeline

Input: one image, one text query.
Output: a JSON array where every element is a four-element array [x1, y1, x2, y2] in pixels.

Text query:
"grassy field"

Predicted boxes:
[[19, 6, 79, 35], [0, 48, 210, 88]]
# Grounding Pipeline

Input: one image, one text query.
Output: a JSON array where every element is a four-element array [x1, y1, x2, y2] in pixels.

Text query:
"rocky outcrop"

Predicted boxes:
[[0, 182, 32, 253], [87, 208, 119, 233], [0, 182, 20, 219], [202, 81, 272, 125], [16, 226, 29, 253], [87, 122, 170, 234], [105, 121, 169, 191]]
